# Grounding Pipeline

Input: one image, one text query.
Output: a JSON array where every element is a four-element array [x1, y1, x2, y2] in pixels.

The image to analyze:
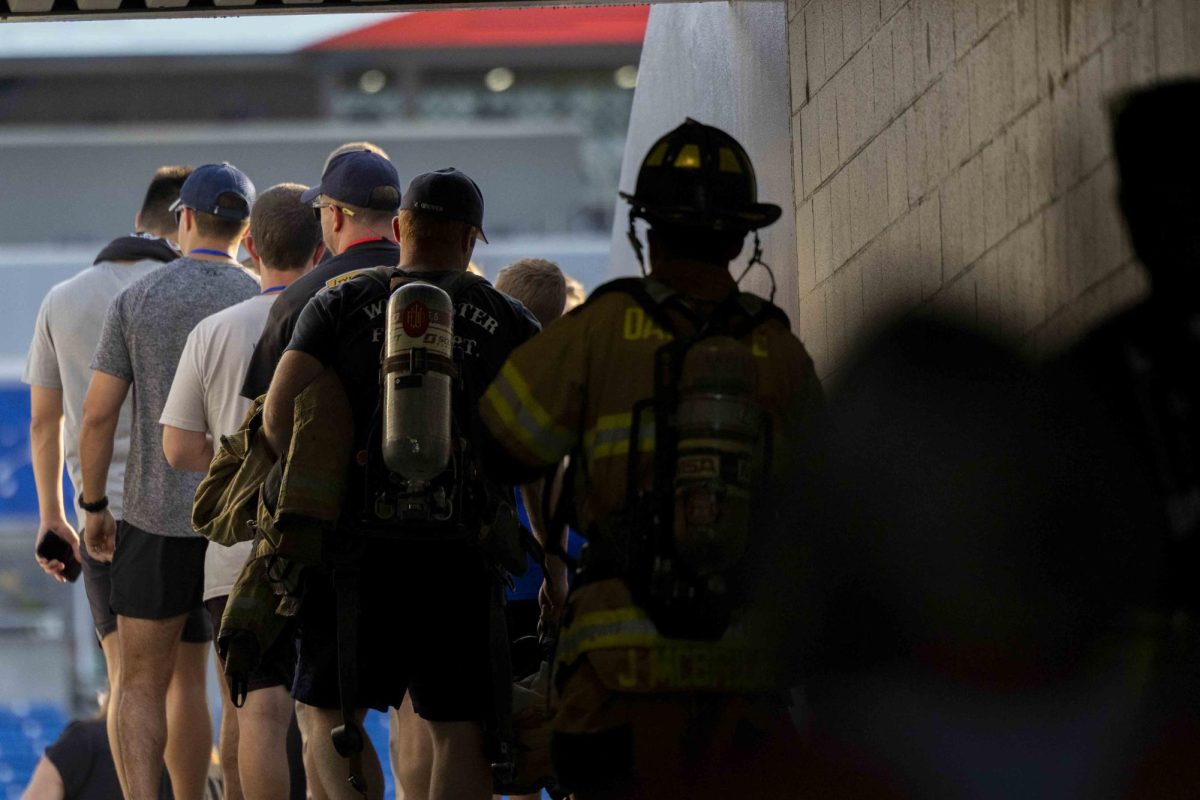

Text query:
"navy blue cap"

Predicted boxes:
[[300, 150, 401, 211], [170, 163, 255, 221], [400, 168, 488, 243]]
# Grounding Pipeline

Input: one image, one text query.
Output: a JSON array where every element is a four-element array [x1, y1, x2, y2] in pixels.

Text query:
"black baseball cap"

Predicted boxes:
[[401, 168, 488, 243], [300, 150, 401, 211], [169, 162, 255, 220]]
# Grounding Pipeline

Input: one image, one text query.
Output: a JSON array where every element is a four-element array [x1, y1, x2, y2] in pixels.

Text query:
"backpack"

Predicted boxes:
[[576, 278, 790, 641]]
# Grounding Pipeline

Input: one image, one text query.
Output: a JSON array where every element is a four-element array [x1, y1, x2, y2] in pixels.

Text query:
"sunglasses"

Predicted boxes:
[[312, 200, 356, 219]]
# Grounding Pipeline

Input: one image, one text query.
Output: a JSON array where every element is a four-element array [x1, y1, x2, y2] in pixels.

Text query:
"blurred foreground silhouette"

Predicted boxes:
[[752, 314, 1200, 798]]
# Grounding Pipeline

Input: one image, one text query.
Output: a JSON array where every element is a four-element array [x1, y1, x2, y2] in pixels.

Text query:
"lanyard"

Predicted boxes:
[[189, 248, 234, 259], [260, 285, 287, 295], [343, 237, 386, 251]]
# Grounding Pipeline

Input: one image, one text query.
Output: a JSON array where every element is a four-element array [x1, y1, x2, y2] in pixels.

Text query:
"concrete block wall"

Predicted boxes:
[[786, 0, 1200, 379]]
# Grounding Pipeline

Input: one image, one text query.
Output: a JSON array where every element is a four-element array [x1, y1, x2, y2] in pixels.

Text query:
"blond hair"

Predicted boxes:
[[564, 274, 586, 312], [496, 258, 567, 327]]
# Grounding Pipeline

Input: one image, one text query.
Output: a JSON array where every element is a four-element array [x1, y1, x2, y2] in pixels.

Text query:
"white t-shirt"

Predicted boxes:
[[161, 292, 277, 601], [22, 259, 165, 525]]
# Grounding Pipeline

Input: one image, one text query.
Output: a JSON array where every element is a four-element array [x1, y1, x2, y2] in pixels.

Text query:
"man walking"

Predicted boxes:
[[161, 184, 323, 800], [80, 162, 260, 800], [480, 121, 825, 799], [25, 164, 196, 793], [261, 168, 540, 800], [240, 149, 401, 401]]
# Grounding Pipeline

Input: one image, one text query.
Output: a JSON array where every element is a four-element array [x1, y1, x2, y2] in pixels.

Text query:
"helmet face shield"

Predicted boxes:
[[621, 119, 782, 232]]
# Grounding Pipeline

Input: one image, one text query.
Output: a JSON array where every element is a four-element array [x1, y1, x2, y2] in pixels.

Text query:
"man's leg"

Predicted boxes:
[[83, 534, 125, 793], [100, 631, 127, 796], [300, 703, 332, 800], [391, 696, 431, 800], [116, 613, 187, 799], [295, 703, 384, 800], [237, 686, 293, 800], [211, 646, 244, 800], [165, 640, 213, 800], [426, 720, 491, 800]]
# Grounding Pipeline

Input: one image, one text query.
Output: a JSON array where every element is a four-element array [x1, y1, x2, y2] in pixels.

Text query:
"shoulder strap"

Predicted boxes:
[[388, 268, 489, 303], [585, 277, 691, 334], [358, 265, 396, 292], [734, 292, 792, 331]]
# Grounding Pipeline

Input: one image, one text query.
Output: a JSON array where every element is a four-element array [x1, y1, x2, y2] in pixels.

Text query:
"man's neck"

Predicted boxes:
[[137, 229, 175, 245], [648, 258, 737, 304], [334, 226, 394, 255], [399, 247, 464, 273], [258, 266, 306, 291], [184, 237, 239, 261]]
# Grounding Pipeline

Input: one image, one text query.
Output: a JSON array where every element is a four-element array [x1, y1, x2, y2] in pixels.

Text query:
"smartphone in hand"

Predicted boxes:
[[36, 531, 82, 583]]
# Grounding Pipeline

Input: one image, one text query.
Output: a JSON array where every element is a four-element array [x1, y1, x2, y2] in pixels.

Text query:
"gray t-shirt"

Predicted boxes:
[[22, 259, 165, 525], [160, 292, 277, 599], [92, 257, 258, 538]]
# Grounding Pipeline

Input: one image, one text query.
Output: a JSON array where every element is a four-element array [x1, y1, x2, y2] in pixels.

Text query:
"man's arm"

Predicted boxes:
[[262, 350, 325, 458], [160, 330, 214, 472], [29, 386, 80, 582], [20, 755, 66, 800], [162, 426, 214, 472], [519, 474, 570, 628], [79, 371, 130, 562]]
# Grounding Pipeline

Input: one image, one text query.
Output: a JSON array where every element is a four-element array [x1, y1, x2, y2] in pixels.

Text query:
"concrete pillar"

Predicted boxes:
[[610, 1, 800, 324]]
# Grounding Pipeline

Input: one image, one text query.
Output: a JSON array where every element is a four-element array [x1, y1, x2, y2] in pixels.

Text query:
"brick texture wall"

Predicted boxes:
[[786, 0, 1200, 379]]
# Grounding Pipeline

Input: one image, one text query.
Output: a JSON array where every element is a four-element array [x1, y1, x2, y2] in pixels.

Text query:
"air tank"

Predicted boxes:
[[672, 336, 762, 576], [382, 282, 455, 481]]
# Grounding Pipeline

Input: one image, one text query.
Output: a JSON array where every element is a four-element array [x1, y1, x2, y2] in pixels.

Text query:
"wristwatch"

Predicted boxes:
[[79, 495, 109, 513]]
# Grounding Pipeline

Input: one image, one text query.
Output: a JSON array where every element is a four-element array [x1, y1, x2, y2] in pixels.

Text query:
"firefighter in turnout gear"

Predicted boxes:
[[480, 119, 824, 798]]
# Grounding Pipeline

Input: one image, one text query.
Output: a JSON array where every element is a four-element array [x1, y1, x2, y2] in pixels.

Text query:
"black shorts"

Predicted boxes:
[[292, 538, 491, 721], [110, 521, 212, 642], [206, 595, 297, 693], [82, 524, 210, 644]]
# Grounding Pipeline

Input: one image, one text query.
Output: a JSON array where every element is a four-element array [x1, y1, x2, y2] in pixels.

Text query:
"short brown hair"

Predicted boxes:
[[251, 183, 322, 270], [395, 208, 474, 249], [138, 165, 193, 237], [193, 193, 251, 242], [496, 258, 567, 327]]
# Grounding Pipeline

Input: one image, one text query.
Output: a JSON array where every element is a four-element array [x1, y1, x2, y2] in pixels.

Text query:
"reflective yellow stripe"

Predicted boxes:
[[583, 410, 656, 462], [556, 607, 779, 690], [482, 362, 574, 464], [557, 608, 659, 663]]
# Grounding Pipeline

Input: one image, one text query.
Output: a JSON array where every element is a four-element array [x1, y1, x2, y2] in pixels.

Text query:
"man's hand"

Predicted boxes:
[[537, 555, 570, 637], [83, 509, 117, 563], [34, 519, 80, 583]]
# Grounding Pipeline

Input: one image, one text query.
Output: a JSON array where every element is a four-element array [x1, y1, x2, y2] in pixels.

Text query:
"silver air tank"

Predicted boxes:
[[382, 282, 455, 481], [673, 336, 762, 576]]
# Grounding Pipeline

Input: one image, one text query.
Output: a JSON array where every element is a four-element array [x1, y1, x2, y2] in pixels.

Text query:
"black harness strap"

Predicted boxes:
[[330, 553, 367, 796]]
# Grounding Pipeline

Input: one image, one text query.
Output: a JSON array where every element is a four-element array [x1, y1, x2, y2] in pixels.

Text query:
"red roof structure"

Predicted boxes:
[[305, 5, 650, 51]]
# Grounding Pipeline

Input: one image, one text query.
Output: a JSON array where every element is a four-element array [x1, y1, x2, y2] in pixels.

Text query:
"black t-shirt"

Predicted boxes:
[[287, 266, 541, 516], [240, 239, 401, 400], [45, 719, 173, 800]]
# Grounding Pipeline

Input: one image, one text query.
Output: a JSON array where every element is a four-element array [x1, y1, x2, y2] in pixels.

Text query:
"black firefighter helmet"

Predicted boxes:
[[620, 118, 782, 233]]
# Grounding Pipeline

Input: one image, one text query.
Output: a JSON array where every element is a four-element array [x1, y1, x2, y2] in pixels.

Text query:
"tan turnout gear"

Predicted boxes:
[[481, 274, 822, 700], [192, 370, 354, 701]]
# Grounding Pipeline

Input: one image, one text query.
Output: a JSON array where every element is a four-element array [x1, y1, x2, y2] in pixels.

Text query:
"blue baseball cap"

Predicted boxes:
[[300, 150, 401, 211], [170, 162, 255, 220], [401, 168, 488, 243]]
